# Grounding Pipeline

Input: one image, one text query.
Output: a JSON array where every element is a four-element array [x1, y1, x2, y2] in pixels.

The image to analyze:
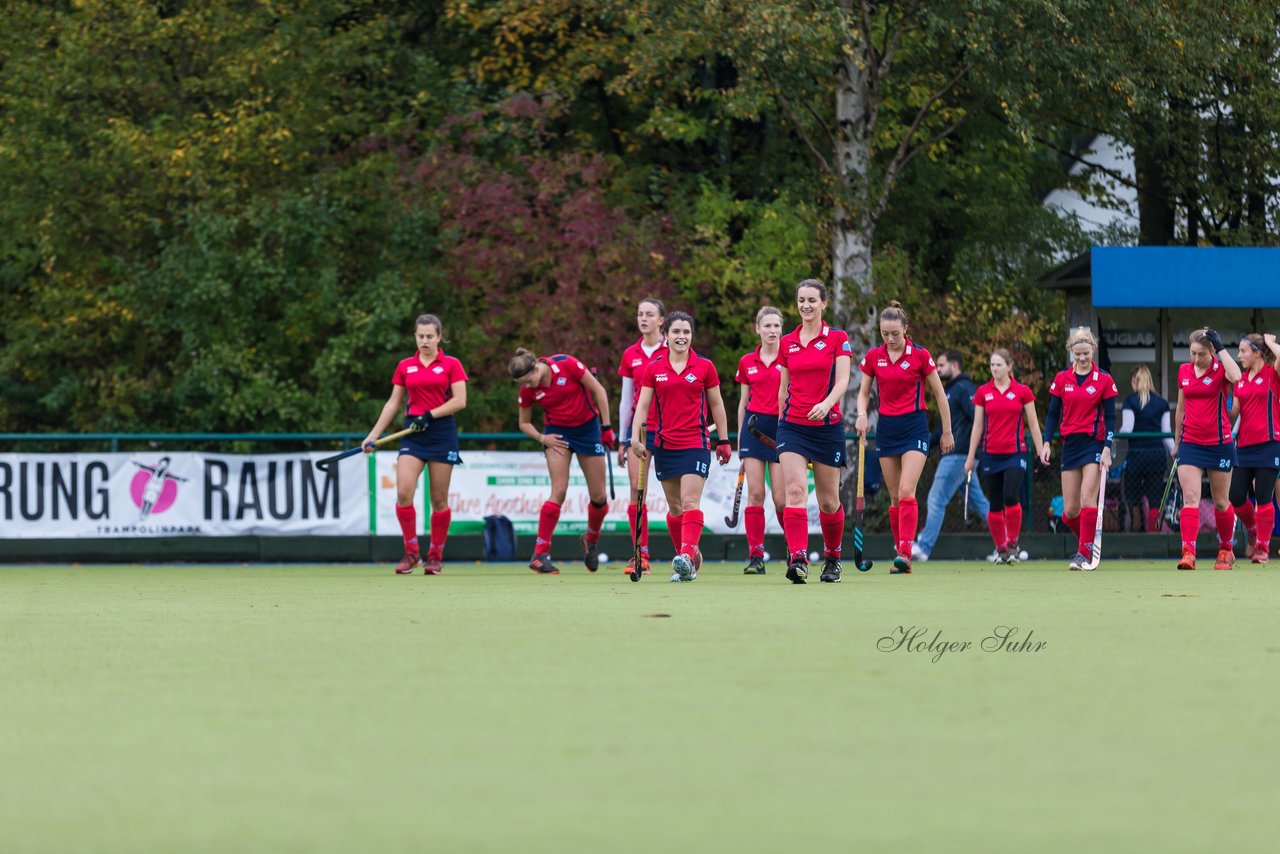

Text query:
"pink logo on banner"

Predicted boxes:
[[130, 457, 186, 519]]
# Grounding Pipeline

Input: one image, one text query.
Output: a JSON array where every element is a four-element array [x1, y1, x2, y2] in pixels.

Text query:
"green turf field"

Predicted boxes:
[[3, 559, 1279, 853]]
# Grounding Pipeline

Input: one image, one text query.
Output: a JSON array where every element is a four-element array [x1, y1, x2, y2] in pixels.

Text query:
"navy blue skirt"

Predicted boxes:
[[1237, 440, 1280, 470], [1177, 439, 1236, 471], [739, 412, 779, 463], [1060, 434, 1105, 471], [399, 416, 462, 465], [545, 418, 604, 457], [876, 411, 929, 457], [981, 452, 1027, 476], [776, 420, 846, 469], [645, 439, 711, 482]]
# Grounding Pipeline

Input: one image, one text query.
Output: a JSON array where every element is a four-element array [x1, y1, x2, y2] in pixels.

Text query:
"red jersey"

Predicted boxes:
[[618, 338, 666, 427], [1048, 363, 1118, 440], [392, 351, 468, 416], [1178, 360, 1232, 445], [641, 349, 720, 450], [974, 379, 1037, 454], [735, 347, 783, 416], [517, 354, 598, 427], [1234, 368, 1280, 446], [858, 341, 936, 417], [779, 324, 852, 426]]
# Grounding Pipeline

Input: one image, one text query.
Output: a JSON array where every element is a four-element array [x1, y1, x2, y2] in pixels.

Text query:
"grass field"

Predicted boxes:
[[4, 559, 1280, 853]]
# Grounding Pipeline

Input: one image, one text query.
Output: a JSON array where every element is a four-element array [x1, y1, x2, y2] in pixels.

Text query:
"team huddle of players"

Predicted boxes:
[[363, 283, 1280, 580]]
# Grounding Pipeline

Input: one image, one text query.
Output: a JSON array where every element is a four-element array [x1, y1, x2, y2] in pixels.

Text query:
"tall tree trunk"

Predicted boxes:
[[1134, 136, 1175, 245]]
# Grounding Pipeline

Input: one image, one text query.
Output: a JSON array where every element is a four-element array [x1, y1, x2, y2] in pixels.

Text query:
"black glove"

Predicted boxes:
[[411, 411, 435, 430], [1204, 328, 1226, 353]]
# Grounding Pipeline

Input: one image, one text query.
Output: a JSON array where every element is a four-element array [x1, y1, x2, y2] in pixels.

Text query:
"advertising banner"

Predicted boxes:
[[1, 451, 815, 539]]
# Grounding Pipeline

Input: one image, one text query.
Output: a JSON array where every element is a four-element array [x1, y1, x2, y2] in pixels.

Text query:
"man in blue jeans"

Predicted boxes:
[[914, 350, 990, 560]]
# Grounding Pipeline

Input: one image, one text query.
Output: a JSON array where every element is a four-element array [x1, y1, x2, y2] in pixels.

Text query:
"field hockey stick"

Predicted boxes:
[[315, 424, 419, 472], [606, 450, 616, 500], [853, 433, 873, 571], [1082, 465, 1109, 571], [1157, 458, 1178, 523], [724, 468, 745, 527], [630, 454, 649, 582], [963, 470, 972, 523], [746, 419, 777, 451]]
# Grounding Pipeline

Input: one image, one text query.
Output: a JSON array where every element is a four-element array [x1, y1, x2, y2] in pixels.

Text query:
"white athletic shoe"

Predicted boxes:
[[671, 554, 695, 582]]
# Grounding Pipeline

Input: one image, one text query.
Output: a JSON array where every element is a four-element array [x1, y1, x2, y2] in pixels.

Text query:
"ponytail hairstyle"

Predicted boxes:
[[1130, 364, 1154, 409], [662, 311, 695, 335], [1066, 326, 1098, 354], [756, 305, 783, 325], [795, 278, 829, 301], [415, 313, 445, 341], [991, 348, 1014, 376], [879, 299, 909, 331], [507, 348, 539, 379], [1243, 333, 1275, 365]]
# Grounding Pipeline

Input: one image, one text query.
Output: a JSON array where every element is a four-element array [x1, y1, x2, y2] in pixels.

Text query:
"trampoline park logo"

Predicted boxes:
[[130, 457, 189, 520]]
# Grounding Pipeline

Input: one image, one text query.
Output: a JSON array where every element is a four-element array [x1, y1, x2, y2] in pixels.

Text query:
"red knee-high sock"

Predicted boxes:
[[1256, 502, 1275, 548], [744, 505, 766, 557], [666, 513, 683, 554], [586, 501, 607, 544], [889, 505, 901, 546], [987, 510, 1007, 550], [535, 501, 560, 555], [394, 504, 418, 553], [1077, 507, 1098, 554], [680, 509, 704, 557], [429, 508, 451, 558], [1214, 507, 1235, 549], [1064, 512, 1081, 539], [1179, 507, 1200, 551], [1234, 501, 1256, 541], [783, 507, 808, 559], [819, 508, 844, 558], [1004, 504, 1023, 543], [898, 497, 918, 554]]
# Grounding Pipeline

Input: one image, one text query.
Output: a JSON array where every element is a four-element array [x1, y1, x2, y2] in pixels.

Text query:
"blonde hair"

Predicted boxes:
[[991, 348, 1014, 372], [756, 305, 783, 325], [1130, 364, 1153, 409], [507, 348, 539, 379], [880, 299, 909, 327], [1188, 329, 1211, 352], [1066, 326, 1097, 353]]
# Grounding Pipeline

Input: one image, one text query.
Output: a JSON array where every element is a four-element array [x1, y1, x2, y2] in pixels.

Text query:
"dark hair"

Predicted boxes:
[[662, 311, 695, 335], [507, 348, 539, 379], [638, 297, 666, 317], [795, 278, 829, 301], [879, 300, 909, 327], [415, 314, 444, 336], [941, 348, 963, 367], [1243, 333, 1276, 365]]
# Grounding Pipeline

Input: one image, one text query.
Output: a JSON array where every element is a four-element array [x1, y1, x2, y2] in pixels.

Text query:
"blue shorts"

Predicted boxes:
[[1060, 434, 1105, 471], [739, 412, 779, 463], [1237, 441, 1280, 470], [876, 411, 929, 457], [1177, 440, 1236, 471], [645, 435, 710, 481], [545, 418, 605, 457], [399, 416, 462, 465], [775, 420, 846, 469], [980, 452, 1027, 476]]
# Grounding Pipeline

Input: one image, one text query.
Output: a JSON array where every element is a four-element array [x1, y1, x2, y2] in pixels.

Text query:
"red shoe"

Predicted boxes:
[[624, 554, 651, 576], [1252, 544, 1269, 565], [1214, 548, 1235, 571], [423, 554, 442, 575], [395, 551, 422, 575], [890, 550, 912, 574], [1245, 538, 1257, 559], [1176, 547, 1196, 571]]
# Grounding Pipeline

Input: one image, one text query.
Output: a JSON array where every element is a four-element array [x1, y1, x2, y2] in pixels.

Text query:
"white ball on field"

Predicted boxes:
[[762, 551, 770, 562], [808, 551, 820, 563], [1018, 550, 1029, 561], [598, 553, 610, 564]]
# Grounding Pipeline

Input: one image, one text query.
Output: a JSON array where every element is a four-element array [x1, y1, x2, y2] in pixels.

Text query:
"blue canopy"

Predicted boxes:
[[1091, 247, 1280, 308]]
